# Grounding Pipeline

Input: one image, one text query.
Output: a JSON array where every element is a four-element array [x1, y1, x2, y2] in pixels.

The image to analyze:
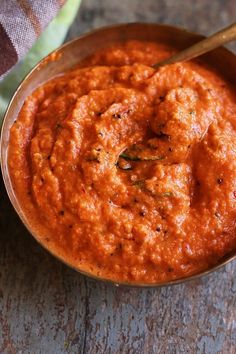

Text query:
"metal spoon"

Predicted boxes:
[[153, 22, 236, 68]]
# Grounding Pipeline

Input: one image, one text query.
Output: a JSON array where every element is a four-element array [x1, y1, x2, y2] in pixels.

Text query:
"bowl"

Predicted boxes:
[[1, 23, 236, 287]]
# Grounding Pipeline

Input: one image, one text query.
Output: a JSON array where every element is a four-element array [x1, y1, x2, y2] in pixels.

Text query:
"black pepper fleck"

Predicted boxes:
[[112, 113, 122, 119], [139, 211, 146, 217]]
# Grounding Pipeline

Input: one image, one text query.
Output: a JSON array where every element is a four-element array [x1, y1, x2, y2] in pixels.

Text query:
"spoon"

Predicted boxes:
[[153, 22, 236, 68]]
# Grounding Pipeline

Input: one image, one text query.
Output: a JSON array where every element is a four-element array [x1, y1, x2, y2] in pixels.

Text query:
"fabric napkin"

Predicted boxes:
[[0, 0, 81, 122]]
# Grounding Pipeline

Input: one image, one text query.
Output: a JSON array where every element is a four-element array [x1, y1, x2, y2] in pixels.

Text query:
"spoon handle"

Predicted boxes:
[[153, 22, 236, 68]]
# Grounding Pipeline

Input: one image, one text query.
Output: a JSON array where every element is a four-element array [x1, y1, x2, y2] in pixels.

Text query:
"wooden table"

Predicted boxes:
[[1, 0, 235, 353]]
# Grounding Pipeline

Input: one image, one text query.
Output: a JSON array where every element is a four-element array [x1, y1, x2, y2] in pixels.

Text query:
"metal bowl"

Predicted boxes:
[[1, 23, 236, 287]]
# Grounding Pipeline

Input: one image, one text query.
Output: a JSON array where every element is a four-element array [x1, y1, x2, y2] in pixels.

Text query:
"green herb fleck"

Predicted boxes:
[[120, 152, 164, 161], [132, 180, 145, 188], [120, 153, 142, 161], [160, 192, 174, 197]]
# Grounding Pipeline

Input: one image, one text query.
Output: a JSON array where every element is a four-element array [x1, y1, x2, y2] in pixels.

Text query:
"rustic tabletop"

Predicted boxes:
[[1, 0, 236, 353]]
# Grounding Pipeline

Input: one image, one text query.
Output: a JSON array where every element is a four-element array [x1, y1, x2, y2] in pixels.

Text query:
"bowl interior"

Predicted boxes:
[[1, 23, 236, 287]]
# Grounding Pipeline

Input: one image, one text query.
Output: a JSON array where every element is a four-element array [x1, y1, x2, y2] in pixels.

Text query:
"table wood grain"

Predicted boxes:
[[1, 0, 236, 353]]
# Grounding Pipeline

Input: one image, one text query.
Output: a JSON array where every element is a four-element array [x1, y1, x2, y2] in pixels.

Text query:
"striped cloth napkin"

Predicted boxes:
[[0, 0, 80, 122]]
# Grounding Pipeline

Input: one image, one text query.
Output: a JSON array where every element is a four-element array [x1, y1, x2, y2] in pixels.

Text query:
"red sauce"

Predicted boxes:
[[8, 41, 236, 283]]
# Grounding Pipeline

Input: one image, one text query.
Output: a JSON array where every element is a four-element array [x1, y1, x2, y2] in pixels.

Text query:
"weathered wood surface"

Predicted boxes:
[[0, 0, 236, 353]]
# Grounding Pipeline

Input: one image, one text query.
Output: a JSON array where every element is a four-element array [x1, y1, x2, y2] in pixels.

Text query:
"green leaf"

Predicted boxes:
[[120, 152, 164, 162], [132, 180, 145, 188], [160, 192, 174, 197]]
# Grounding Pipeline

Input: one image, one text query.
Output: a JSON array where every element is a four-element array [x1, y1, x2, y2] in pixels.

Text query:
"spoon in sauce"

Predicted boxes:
[[153, 22, 236, 68]]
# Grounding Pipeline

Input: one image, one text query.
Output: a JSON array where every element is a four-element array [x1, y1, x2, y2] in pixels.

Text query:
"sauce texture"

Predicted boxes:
[[8, 41, 236, 283]]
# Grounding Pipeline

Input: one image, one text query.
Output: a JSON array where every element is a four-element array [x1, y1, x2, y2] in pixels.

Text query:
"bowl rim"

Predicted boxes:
[[1, 22, 236, 288]]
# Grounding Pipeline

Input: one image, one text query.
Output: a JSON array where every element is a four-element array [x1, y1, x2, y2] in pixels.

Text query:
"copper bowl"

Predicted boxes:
[[1, 23, 236, 287]]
